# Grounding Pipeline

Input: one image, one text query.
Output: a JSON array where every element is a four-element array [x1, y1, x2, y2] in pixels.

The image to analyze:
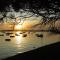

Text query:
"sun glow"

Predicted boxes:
[[14, 24, 23, 30]]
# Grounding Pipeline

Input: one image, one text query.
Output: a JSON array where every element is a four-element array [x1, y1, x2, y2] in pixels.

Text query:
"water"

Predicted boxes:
[[0, 31, 60, 59]]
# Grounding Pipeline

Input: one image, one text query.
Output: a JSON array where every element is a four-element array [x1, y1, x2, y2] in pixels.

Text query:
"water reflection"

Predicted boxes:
[[0, 31, 60, 59], [15, 36, 22, 45], [15, 31, 23, 48]]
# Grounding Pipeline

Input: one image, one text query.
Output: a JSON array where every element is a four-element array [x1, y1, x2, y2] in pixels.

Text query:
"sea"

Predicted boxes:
[[0, 31, 60, 59]]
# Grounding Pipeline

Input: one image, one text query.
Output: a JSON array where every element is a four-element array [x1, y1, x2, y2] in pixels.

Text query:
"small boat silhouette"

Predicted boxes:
[[5, 39, 11, 41], [36, 34, 43, 37], [19, 32, 23, 34], [6, 33, 13, 36], [15, 33, 20, 36], [10, 36, 15, 38], [22, 34, 27, 37], [0, 34, 4, 36], [20, 32, 26, 34]]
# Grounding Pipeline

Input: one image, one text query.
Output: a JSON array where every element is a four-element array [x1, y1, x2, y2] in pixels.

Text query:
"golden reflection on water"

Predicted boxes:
[[15, 32, 22, 45], [0, 31, 60, 59], [15, 36, 22, 45]]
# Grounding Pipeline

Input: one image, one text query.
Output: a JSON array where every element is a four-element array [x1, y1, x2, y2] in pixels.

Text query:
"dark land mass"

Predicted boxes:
[[3, 42, 60, 60]]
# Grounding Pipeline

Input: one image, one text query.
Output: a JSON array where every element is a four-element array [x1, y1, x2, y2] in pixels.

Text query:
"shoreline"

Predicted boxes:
[[3, 42, 60, 60]]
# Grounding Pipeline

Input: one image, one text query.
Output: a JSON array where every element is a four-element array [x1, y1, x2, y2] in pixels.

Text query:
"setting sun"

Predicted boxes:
[[14, 24, 23, 30]]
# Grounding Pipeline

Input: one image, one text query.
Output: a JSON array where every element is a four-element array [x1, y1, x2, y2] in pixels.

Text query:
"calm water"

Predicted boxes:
[[0, 31, 60, 59]]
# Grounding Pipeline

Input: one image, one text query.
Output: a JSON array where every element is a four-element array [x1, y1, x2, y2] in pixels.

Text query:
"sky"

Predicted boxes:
[[0, 4, 43, 30], [0, 0, 60, 31]]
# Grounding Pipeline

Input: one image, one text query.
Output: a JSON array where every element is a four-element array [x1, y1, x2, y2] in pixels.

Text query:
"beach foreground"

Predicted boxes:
[[3, 42, 60, 60]]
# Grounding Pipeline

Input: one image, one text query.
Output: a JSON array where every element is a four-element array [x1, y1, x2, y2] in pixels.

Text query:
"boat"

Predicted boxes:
[[22, 34, 27, 37], [35, 34, 43, 37], [5, 39, 11, 41], [15, 33, 20, 36], [6, 32, 13, 36], [10, 36, 15, 38]]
